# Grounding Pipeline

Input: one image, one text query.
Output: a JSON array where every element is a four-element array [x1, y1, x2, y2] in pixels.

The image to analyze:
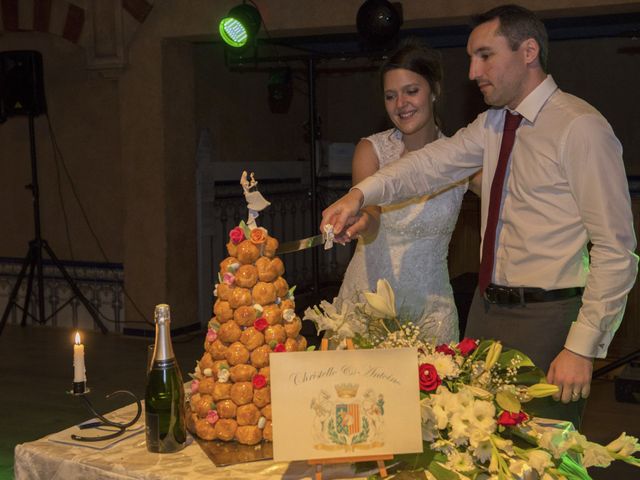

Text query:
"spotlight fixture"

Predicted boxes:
[[219, 2, 262, 48], [356, 0, 403, 45]]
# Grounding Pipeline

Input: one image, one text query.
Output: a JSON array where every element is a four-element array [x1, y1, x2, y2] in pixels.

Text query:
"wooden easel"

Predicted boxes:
[[307, 337, 393, 480]]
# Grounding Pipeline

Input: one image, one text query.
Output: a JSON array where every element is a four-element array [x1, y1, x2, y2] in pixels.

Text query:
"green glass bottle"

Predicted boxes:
[[145, 304, 187, 453]]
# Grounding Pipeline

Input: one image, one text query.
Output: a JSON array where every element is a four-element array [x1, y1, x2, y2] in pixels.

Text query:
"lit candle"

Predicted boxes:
[[73, 332, 86, 383]]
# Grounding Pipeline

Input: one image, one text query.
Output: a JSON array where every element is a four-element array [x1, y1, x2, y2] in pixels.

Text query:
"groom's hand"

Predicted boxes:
[[546, 348, 593, 404], [321, 189, 364, 237]]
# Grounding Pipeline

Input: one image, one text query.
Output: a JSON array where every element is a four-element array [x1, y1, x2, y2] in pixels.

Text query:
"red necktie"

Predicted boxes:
[[478, 111, 523, 294]]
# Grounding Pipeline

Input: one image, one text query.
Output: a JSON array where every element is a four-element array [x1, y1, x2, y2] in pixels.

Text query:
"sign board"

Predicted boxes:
[[270, 348, 422, 462]]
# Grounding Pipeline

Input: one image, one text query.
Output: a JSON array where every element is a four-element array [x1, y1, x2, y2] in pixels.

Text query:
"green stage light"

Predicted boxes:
[[219, 3, 262, 48]]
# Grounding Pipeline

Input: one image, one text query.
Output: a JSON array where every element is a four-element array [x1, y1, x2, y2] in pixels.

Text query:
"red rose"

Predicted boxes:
[[457, 337, 478, 356], [273, 343, 286, 353], [254, 317, 268, 331], [229, 227, 245, 244], [418, 363, 442, 392], [497, 410, 528, 426], [252, 374, 267, 389], [436, 344, 456, 356]]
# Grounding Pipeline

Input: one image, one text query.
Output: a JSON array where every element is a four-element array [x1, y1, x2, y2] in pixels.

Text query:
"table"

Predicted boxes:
[[15, 402, 573, 480], [14, 402, 369, 480]]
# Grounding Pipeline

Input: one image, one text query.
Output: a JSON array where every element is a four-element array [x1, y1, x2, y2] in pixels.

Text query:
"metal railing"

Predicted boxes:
[[0, 258, 124, 332]]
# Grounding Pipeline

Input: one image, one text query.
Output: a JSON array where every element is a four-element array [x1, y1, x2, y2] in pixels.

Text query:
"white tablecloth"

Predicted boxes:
[[14, 402, 369, 480], [15, 402, 571, 480]]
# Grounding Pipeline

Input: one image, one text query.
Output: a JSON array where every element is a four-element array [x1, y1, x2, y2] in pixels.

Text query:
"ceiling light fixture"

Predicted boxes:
[[219, 2, 262, 48], [356, 0, 403, 45]]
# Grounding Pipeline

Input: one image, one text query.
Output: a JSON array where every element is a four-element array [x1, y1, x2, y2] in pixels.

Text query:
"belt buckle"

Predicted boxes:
[[484, 285, 520, 305]]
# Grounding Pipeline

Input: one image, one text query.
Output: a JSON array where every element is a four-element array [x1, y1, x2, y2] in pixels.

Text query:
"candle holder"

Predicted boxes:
[[68, 385, 142, 442]]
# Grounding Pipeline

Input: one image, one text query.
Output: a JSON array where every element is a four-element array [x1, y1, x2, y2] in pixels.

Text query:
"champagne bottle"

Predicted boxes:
[[145, 304, 187, 453]]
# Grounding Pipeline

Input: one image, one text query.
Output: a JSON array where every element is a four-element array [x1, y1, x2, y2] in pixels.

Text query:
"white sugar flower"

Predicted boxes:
[[258, 416, 266, 429], [282, 308, 295, 323], [217, 369, 230, 383], [363, 279, 396, 318]]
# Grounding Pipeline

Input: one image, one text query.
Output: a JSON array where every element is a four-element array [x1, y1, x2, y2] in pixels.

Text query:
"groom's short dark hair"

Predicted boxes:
[[472, 4, 549, 72]]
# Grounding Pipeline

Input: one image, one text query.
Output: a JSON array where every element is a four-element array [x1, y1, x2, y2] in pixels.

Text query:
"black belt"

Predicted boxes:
[[483, 284, 583, 305]]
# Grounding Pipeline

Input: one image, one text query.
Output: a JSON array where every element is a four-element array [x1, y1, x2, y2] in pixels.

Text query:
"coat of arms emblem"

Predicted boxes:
[[310, 383, 385, 452]]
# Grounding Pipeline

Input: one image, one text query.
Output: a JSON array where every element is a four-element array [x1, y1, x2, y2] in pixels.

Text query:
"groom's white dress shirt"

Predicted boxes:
[[355, 75, 638, 360]]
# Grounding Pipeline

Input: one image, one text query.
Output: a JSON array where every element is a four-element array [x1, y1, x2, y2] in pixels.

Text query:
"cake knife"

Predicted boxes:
[[275, 233, 326, 255]]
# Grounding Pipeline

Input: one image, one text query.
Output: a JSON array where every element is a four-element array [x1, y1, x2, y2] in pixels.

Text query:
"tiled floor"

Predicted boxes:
[[0, 323, 638, 479]]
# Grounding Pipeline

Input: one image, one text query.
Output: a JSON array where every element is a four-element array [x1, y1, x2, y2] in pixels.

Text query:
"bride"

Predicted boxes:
[[336, 40, 480, 344]]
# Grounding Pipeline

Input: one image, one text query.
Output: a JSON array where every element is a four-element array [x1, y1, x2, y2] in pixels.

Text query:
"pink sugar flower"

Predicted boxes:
[[206, 329, 217, 343], [206, 410, 219, 425], [191, 379, 200, 394]]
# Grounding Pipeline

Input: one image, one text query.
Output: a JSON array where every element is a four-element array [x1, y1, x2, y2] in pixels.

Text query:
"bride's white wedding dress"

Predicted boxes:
[[338, 128, 467, 344]]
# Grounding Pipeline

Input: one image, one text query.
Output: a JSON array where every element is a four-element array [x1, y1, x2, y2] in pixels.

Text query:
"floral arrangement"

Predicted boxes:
[[304, 279, 640, 479]]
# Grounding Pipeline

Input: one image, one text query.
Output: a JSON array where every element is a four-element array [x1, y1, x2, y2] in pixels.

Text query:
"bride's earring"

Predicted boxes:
[[431, 94, 436, 103]]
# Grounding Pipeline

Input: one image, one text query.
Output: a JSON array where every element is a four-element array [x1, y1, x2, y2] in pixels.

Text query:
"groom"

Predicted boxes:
[[321, 4, 637, 426]]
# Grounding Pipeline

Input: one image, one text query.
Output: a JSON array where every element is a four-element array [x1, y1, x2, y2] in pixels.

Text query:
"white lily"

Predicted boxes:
[[484, 341, 502, 371], [363, 279, 397, 318], [606, 432, 640, 457]]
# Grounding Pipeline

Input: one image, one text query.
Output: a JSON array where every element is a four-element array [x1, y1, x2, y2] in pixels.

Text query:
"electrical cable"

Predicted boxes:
[[45, 114, 154, 328], [50, 131, 75, 261]]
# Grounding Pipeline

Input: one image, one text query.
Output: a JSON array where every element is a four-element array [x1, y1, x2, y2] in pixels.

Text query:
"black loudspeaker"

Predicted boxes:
[[0, 50, 47, 121]]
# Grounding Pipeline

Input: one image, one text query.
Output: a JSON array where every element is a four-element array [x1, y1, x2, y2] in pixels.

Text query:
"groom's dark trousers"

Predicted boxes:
[[465, 287, 586, 429]]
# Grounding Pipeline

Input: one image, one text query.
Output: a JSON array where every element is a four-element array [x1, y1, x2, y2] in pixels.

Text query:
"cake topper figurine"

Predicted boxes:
[[241, 171, 271, 229]]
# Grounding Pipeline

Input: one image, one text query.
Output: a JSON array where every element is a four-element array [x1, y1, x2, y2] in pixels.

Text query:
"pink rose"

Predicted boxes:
[[273, 343, 286, 353], [206, 329, 217, 343], [229, 227, 245, 244], [252, 374, 267, 389], [190, 379, 200, 394], [206, 410, 219, 425], [222, 272, 235, 286], [457, 337, 478, 356], [436, 344, 456, 356], [254, 317, 268, 331], [497, 410, 528, 426], [418, 363, 442, 392]]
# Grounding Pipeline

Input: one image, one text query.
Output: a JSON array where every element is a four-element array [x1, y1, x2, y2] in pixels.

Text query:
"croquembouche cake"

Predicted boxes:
[[186, 173, 307, 445]]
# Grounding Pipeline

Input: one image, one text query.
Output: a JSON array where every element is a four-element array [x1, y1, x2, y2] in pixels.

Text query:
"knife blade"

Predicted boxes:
[[276, 234, 325, 255]]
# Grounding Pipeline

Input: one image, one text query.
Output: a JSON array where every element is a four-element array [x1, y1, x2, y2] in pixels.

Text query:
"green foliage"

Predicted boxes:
[[326, 418, 347, 445], [498, 349, 535, 369], [239, 220, 251, 237], [351, 417, 370, 445], [557, 453, 593, 480]]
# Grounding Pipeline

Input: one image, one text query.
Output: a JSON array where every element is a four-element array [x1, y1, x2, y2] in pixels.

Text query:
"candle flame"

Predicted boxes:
[[75, 332, 81, 345]]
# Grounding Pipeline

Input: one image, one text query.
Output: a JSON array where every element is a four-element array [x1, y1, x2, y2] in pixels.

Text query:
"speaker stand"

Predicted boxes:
[[0, 115, 108, 335]]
